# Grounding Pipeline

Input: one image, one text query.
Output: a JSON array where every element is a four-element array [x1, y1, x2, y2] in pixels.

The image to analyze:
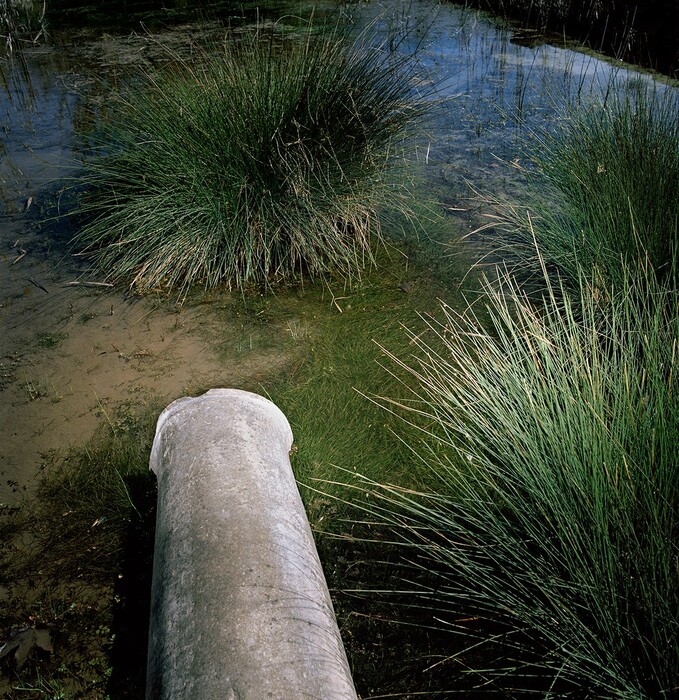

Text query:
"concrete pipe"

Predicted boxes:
[[147, 388, 357, 700]]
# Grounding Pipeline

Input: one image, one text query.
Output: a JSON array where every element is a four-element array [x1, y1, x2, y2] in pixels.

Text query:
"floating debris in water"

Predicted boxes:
[[28, 277, 48, 293]]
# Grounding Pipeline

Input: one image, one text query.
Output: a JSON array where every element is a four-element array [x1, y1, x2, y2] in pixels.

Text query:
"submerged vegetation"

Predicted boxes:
[[73, 23, 429, 294], [0, 258, 456, 697], [0, 401, 158, 696]]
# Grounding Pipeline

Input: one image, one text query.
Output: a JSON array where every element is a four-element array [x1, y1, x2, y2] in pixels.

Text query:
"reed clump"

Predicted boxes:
[[73, 24, 428, 295], [488, 80, 679, 291], [352, 69, 679, 696], [366, 258, 678, 696]]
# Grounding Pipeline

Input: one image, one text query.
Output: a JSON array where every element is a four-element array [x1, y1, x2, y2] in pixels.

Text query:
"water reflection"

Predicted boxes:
[[1, 44, 79, 212], [361, 1, 676, 193]]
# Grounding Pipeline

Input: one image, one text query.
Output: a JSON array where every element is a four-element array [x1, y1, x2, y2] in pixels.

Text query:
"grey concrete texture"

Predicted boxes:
[[146, 388, 357, 700]]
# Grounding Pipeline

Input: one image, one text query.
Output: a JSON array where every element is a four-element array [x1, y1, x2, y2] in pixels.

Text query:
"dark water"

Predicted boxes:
[[44, 0, 293, 28], [454, 0, 679, 79]]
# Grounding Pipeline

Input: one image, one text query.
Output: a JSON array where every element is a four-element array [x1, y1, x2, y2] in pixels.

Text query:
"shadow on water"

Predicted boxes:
[[447, 0, 679, 79]]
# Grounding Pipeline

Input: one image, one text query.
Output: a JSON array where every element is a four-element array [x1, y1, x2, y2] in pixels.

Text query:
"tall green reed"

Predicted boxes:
[[357, 253, 678, 696], [486, 79, 679, 291], [72, 22, 430, 295]]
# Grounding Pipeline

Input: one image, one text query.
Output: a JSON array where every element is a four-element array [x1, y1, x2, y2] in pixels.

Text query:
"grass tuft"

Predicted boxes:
[[72, 22, 430, 295], [360, 253, 679, 697], [486, 79, 679, 291]]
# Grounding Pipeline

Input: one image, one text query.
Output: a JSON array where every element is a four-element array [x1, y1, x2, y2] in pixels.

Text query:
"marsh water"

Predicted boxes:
[[1, 1, 678, 696], [0, 0, 676, 505]]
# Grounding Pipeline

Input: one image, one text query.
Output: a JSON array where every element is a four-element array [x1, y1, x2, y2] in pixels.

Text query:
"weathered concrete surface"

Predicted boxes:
[[146, 388, 357, 700]]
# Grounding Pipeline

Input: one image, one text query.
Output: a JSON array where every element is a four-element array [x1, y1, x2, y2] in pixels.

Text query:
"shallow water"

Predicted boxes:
[[0, 0, 676, 502], [372, 2, 676, 183]]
